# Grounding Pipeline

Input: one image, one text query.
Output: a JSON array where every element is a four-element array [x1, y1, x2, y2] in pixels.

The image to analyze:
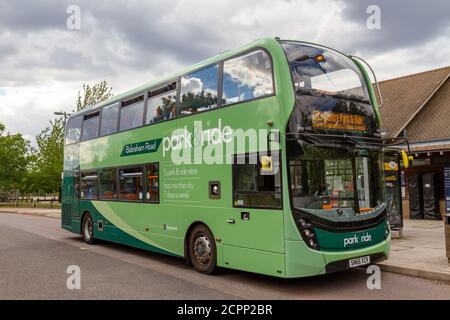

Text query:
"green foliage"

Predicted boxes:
[[26, 118, 65, 193], [181, 92, 217, 113], [0, 81, 114, 195], [29, 81, 113, 193], [0, 123, 32, 192], [76, 80, 113, 111]]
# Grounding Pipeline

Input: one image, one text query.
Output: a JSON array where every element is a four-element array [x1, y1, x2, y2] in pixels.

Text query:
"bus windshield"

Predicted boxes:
[[282, 41, 370, 103], [289, 144, 385, 220]]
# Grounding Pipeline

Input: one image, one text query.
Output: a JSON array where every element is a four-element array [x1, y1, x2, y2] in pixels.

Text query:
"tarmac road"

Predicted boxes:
[[1, 212, 449, 300]]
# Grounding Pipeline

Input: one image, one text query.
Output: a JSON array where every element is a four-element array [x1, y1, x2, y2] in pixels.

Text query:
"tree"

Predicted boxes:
[[29, 118, 65, 193], [0, 123, 32, 193], [34, 81, 113, 192], [76, 80, 113, 111]]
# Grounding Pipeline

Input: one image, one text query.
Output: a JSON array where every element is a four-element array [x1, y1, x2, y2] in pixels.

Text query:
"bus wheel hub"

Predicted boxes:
[[194, 235, 211, 264]]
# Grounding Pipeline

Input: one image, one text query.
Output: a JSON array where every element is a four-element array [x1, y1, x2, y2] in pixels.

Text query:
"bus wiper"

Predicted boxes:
[[330, 92, 370, 104], [296, 88, 370, 104], [297, 133, 352, 150], [341, 135, 381, 150], [296, 88, 325, 97], [298, 133, 322, 144]]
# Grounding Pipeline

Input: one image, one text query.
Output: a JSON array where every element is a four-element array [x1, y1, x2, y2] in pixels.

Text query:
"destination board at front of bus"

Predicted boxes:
[[311, 111, 366, 132]]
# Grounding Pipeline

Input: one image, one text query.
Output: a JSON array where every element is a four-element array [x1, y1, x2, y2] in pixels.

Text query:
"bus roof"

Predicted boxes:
[[69, 37, 283, 118]]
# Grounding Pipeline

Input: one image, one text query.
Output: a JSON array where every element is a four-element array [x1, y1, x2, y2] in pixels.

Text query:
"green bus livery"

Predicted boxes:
[[62, 38, 391, 278]]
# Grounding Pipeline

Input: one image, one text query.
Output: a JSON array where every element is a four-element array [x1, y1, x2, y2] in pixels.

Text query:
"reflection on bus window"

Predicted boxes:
[[99, 168, 117, 200], [82, 112, 100, 141], [65, 115, 83, 144], [120, 96, 144, 131], [222, 50, 273, 105], [281, 42, 370, 102], [100, 103, 119, 136], [145, 163, 159, 203], [80, 170, 98, 200], [146, 84, 177, 124], [119, 167, 143, 201], [180, 65, 218, 115]]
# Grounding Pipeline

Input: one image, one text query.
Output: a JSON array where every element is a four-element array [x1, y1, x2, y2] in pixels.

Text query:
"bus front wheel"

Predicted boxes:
[[188, 225, 217, 275], [81, 213, 96, 245]]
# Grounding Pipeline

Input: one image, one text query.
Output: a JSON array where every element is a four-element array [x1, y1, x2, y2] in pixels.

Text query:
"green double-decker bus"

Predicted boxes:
[[62, 38, 391, 278]]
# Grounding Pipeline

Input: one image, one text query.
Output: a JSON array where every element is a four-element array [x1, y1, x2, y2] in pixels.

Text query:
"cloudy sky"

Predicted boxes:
[[1, 0, 449, 144]]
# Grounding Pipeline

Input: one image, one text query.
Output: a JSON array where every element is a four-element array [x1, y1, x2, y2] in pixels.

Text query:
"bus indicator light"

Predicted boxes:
[[314, 54, 325, 62]]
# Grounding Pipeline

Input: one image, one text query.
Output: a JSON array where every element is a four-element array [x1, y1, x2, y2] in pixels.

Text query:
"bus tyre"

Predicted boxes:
[[82, 213, 96, 245], [189, 225, 217, 275]]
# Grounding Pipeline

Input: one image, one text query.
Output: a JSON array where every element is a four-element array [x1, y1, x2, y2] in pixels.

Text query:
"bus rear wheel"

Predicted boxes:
[[81, 213, 96, 245], [189, 225, 217, 275]]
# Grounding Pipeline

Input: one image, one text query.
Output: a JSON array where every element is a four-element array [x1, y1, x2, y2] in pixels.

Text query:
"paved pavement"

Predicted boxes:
[[379, 219, 450, 282], [0, 212, 450, 299], [0, 207, 61, 219]]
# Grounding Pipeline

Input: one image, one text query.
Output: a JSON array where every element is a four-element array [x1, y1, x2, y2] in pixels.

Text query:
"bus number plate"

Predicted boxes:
[[348, 256, 370, 268]]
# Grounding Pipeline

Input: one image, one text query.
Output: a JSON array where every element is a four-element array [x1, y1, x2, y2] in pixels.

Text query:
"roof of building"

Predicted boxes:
[[379, 66, 450, 140]]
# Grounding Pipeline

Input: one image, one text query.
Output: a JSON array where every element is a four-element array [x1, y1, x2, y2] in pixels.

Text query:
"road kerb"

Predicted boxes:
[[379, 263, 450, 283], [0, 208, 61, 220]]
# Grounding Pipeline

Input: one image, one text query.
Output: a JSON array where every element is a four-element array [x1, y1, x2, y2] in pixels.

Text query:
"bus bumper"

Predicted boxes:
[[284, 237, 390, 278]]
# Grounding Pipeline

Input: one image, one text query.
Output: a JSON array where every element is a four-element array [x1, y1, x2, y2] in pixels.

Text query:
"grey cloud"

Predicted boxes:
[[0, 1, 68, 32], [0, 42, 17, 60], [0, 0, 231, 88], [0, 0, 449, 144], [341, 0, 450, 53], [78, 1, 229, 65]]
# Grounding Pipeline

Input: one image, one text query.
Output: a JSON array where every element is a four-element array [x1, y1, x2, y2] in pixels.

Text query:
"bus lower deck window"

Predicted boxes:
[[119, 167, 143, 201]]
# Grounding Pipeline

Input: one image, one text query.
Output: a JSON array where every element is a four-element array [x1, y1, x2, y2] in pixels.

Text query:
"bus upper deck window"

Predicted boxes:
[[65, 115, 83, 144], [82, 111, 100, 141], [180, 65, 218, 115], [146, 83, 177, 124], [120, 96, 144, 131], [222, 50, 273, 105], [100, 103, 119, 136]]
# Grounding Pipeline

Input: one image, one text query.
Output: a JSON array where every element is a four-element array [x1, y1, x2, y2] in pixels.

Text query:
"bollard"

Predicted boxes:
[[445, 214, 450, 264]]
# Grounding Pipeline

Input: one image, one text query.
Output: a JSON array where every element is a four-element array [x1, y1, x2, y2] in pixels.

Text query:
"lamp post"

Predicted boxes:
[[54, 111, 71, 126], [54, 111, 71, 204]]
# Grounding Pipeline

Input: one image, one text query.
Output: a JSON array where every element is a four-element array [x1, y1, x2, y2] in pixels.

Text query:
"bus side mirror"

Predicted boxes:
[[401, 150, 413, 168]]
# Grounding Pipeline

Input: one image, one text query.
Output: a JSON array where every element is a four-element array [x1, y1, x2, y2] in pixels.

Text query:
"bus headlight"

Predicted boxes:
[[297, 216, 320, 250], [303, 229, 313, 238], [298, 218, 312, 229], [309, 239, 319, 249], [384, 220, 390, 239]]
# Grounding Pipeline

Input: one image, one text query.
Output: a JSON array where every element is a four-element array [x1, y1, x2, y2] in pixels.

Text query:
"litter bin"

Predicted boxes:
[[445, 214, 450, 263]]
